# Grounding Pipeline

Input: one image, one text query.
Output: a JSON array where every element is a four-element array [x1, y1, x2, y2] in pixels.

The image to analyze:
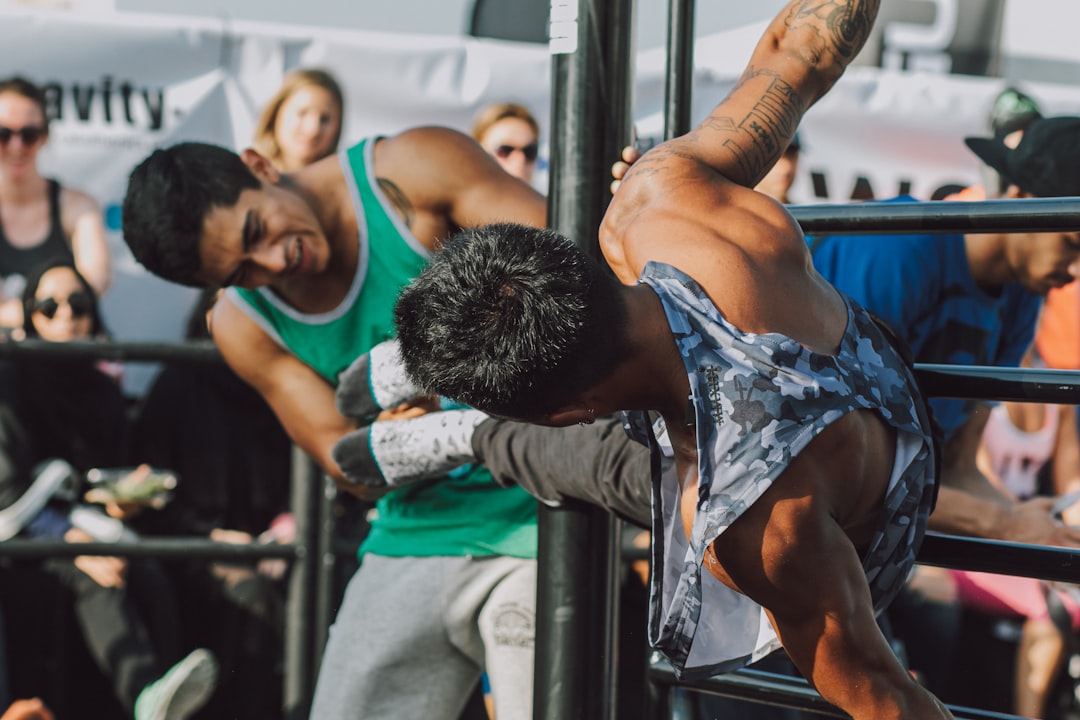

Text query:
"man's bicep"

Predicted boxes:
[[388, 126, 547, 231], [454, 167, 547, 230]]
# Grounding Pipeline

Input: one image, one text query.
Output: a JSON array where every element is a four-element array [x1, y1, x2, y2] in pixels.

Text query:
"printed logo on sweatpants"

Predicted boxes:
[[492, 604, 534, 649]]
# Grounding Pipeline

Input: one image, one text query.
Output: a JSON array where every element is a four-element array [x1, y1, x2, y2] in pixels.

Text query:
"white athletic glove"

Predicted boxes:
[[335, 339, 422, 421], [332, 409, 488, 488]]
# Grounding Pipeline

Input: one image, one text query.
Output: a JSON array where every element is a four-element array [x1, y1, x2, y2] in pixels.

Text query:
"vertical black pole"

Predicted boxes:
[[649, 2, 697, 715], [664, 0, 696, 140], [282, 447, 318, 719], [311, 475, 338, 678], [536, 1, 635, 719]]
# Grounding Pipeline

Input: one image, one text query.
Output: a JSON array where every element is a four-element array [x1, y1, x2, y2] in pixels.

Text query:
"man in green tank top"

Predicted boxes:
[[120, 128, 547, 720]]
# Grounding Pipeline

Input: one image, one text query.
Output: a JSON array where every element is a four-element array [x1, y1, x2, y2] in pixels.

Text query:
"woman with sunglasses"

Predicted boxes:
[[0, 259, 219, 718], [0, 76, 110, 333], [471, 101, 541, 184]]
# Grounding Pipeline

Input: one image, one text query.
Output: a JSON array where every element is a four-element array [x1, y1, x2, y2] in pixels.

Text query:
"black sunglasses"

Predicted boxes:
[[0, 125, 46, 146], [494, 143, 538, 162], [33, 291, 93, 320]]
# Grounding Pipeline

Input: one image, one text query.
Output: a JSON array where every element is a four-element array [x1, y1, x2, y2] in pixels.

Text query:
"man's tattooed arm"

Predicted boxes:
[[680, 0, 880, 188]]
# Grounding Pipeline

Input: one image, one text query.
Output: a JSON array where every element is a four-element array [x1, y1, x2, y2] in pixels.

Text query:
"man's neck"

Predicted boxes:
[[963, 232, 1010, 296]]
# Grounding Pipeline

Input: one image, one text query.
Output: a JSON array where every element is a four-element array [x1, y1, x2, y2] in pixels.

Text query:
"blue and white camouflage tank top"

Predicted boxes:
[[627, 261, 938, 680]]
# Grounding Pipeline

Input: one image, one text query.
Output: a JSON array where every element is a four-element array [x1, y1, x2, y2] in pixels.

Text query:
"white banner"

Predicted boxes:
[[3, 4, 1080, 392]]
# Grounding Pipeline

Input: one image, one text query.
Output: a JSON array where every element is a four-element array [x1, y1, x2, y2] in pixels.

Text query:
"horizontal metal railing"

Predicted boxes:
[[0, 537, 298, 559], [5, 196, 1080, 718], [0, 339, 324, 720], [646, 659, 1027, 719], [789, 197, 1080, 235]]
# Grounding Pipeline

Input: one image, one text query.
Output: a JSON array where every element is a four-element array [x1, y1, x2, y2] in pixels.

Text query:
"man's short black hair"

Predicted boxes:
[[122, 142, 260, 287], [394, 223, 628, 418]]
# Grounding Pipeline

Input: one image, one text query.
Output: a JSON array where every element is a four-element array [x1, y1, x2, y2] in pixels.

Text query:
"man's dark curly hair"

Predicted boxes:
[[122, 142, 260, 287], [394, 223, 628, 418]]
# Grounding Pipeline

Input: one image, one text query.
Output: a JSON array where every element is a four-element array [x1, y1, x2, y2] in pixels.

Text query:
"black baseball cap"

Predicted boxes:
[[965, 116, 1080, 198]]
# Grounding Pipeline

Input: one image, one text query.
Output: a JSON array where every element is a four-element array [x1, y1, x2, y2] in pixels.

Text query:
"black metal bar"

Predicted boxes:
[[547, 0, 635, 262], [663, 0, 695, 140], [915, 364, 1080, 402], [543, 0, 634, 715], [646, 657, 1025, 719], [918, 533, 1080, 583], [0, 537, 295, 559], [311, 474, 339, 682], [283, 448, 318, 718], [622, 529, 1080, 584], [789, 197, 1080, 235], [0, 338, 221, 363]]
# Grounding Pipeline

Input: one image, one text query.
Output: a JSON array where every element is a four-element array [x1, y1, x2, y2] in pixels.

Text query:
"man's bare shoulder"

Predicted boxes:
[[210, 294, 288, 376], [58, 185, 101, 214], [377, 126, 488, 167], [601, 143, 800, 282], [371, 125, 498, 197]]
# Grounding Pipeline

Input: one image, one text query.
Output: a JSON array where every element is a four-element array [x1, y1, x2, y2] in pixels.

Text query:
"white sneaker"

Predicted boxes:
[[134, 648, 219, 720]]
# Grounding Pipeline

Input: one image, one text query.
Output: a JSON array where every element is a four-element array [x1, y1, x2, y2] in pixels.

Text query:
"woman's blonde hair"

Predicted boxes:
[[470, 101, 539, 143], [252, 68, 344, 167]]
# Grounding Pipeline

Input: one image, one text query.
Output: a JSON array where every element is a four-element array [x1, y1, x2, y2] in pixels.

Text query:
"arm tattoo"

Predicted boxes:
[[702, 0, 878, 184], [791, 0, 880, 65], [377, 178, 415, 229], [707, 69, 804, 182]]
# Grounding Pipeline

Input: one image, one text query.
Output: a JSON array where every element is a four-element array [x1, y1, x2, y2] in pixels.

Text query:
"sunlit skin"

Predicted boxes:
[[477, 117, 538, 183], [273, 85, 342, 172], [29, 266, 93, 342]]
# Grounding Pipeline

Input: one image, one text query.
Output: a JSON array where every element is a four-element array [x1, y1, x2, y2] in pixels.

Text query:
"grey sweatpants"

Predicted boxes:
[[308, 553, 536, 720]]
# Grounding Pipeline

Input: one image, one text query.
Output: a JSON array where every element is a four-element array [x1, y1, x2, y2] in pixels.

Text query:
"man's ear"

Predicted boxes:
[[239, 147, 281, 184]]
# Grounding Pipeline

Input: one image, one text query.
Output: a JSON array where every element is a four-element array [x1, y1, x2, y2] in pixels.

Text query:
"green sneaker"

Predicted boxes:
[[134, 648, 219, 720]]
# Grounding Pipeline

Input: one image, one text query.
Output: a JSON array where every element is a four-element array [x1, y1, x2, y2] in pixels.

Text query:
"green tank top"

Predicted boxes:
[[226, 138, 537, 559]]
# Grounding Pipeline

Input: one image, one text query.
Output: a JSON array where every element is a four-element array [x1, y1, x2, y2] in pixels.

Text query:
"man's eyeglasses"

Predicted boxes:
[[0, 125, 46, 147], [494, 143, 539, 162], [33, 291, 93, 320]]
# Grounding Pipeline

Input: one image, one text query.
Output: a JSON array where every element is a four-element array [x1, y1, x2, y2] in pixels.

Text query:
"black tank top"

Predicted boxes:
[[0, 179, 76, 301]]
